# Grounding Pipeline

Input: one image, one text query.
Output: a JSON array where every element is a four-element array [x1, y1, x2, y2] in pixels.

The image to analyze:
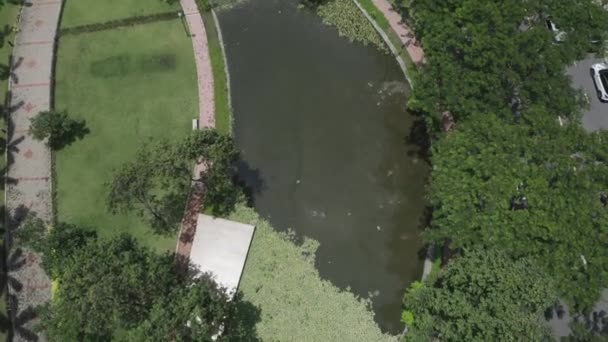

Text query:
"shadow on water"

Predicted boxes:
[[220, 0, 430, 333], [236, 158, 266, 208]]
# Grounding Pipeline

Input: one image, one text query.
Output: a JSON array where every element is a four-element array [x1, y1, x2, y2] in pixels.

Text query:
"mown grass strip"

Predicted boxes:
[[60, 0, 178, 28], [202, 11, 232, 135], [357, 0, 389, 30]]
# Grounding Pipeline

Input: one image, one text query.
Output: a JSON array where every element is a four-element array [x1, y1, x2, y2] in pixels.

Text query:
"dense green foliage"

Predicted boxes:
[[39, 226, 252, 341], [230, 204, 396, 341], [407, 0, 608, 124], [403, 250, 556, 341], [40, 233, 179, 339], [317, 0, 387, 53], [127, 282, 254, 341], [107, 129, 240, 233], [28, 110, 89, 150], [429, 113, 608, 310], [400, 0, 608, 335]]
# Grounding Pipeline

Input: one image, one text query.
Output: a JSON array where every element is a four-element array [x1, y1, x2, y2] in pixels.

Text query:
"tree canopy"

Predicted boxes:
[[401, 0, 608, 323], [28, 110, 89, 149], [428, 112, 608, 310], [406, 0, 607, 125], [40, 233, 180, 340], [106, 129, 240, 233], [39, 225, 256, 341], [402, 249, 556, 341]]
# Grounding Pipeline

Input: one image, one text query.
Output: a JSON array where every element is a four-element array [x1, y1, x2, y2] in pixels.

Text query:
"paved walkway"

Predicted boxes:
[[180, 0, 216, 127], [175, 183, 204, 270], [176, 2, 216, 264], [370, 0, 425, 65], [6, 0, 62, 340]]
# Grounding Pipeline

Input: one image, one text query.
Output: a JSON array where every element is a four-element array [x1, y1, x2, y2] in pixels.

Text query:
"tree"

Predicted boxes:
[[39, 222, 97, 279], [39, 234, 181, 340], [428, 112, 608, 310], [28, 110, 89, 150], [406, 0, 607, 125], [402, 249, 556, 341], [107, 129, 241, 233], [38, 226, 256, 341], [106, 140, 189, 233], [180, 131, 241, 216], [126, 277, 256, 341]]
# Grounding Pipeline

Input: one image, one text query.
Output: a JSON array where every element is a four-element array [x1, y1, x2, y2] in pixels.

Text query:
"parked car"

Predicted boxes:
[[591, 63, 608, 102], [546, 18, 567, 43]]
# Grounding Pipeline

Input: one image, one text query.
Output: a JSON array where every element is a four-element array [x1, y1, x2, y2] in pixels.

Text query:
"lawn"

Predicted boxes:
[[61, 0, 179, 28], [54, 20, 198, 251], [1, 3, 22, 340]]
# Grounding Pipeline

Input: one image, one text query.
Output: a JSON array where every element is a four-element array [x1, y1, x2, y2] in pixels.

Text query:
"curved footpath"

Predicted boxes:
[[370, 0, 424, 66], [175, 1, 216, 264], [180, 0, 216, 128], [6, 0, 62, 340]]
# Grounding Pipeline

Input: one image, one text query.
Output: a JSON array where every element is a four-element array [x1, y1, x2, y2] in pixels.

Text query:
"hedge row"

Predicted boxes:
[[59, 11, 181, 36]]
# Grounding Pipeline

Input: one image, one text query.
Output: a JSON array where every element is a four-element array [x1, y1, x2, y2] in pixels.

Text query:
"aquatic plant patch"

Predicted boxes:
[[317, 0, 387, 53], [230, 204, 398, 341]]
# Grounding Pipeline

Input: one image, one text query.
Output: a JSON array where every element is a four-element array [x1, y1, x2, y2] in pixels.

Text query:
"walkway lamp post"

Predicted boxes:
[[178, 11, 191, 37]]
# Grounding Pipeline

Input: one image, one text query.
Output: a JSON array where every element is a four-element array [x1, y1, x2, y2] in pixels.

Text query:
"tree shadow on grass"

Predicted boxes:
[[230, 298, 262, 341]]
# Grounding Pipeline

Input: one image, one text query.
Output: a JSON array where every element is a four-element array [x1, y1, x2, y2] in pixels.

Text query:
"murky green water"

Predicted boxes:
[[218, 0, 428, 333]]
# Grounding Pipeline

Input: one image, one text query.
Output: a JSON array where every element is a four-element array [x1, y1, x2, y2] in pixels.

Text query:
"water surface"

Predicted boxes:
[[219, 0, 428, 332]]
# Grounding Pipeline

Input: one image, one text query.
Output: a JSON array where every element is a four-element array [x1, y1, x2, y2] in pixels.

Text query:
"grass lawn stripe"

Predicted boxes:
[[61, 0, 179, 28]]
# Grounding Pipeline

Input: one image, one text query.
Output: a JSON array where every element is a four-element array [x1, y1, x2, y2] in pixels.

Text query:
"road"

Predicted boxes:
[[567, 53, 608, 131]]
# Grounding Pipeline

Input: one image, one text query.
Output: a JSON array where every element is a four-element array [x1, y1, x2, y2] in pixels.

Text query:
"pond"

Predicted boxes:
[[218, 0, 428, 333]]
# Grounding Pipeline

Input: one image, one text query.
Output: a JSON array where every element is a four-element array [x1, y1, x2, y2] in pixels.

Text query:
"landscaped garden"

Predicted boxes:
[[55, 17, 198, 251], [47, 0, 404, 338]]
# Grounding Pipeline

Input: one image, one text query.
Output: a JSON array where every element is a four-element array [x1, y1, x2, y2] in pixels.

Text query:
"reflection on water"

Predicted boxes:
[[219, 0, 428, 333]]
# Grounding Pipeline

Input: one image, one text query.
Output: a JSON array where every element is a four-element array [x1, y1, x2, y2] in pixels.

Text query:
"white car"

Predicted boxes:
[[591, 63, 608, 102], [546, 19, 567, 43]]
